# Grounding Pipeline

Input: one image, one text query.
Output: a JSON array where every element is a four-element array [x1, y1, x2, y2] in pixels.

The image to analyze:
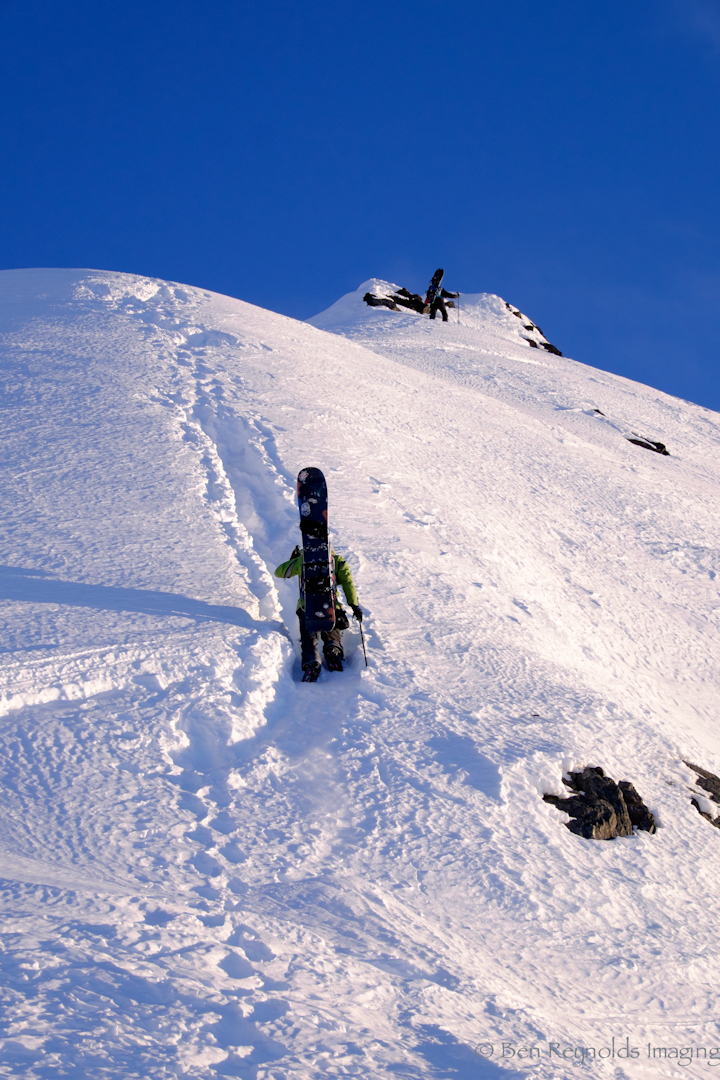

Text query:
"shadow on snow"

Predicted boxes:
[[0, 565, 279, 634]]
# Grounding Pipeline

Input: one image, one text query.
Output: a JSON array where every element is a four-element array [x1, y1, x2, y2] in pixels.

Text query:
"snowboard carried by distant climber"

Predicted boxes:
[[275, 467, 363, 683], [424, 268, 459, 322]]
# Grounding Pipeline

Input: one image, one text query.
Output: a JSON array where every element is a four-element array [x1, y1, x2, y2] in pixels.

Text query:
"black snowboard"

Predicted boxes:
[[425, 267, 445, 305], [297, 467, 336, 633]]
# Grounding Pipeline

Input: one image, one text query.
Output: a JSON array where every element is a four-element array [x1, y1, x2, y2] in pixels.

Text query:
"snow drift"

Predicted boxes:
[[1, 268, 720, 1078]]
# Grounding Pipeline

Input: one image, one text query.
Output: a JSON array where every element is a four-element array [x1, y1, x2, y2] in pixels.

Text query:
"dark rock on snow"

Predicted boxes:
[[626, 436, 669, 455], [685, 761, 720, 830], [363, 292, 399, 311], [544, 766, 656, 840], [618, 779, 657, 833], [506, 303, 563, 355]]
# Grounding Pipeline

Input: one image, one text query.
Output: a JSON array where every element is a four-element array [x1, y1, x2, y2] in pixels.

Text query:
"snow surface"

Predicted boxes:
[[0, 268, 720, 1078]]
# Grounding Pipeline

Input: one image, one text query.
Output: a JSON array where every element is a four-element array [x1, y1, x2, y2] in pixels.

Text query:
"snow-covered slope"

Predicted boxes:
[[1, 268, 720, 1078]]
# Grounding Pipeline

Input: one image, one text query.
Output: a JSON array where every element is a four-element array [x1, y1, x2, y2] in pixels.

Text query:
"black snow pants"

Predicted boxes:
[[429, 296, 448, 321], [298, 608, 344, 669]]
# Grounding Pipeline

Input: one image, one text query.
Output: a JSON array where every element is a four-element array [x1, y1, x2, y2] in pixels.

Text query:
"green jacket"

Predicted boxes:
[[274, 549, 359, 612]]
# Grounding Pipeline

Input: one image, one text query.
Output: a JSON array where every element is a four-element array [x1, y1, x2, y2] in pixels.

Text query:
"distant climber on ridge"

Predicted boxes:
[[425, 268, 459, 322], [274, 545, 362, 683], [363, 278, 459, 318]]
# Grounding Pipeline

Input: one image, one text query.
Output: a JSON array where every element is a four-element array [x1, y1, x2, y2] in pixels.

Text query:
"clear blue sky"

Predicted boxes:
[[2, 0, 720, 410]]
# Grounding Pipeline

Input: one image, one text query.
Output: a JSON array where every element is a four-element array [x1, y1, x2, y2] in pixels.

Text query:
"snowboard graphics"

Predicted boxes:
[[425, 267, 445, 306], [297, 467, 336, 633]]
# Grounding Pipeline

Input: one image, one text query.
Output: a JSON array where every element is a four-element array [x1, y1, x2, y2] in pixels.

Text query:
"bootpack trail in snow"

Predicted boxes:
[[0, 268, 719, 1078]]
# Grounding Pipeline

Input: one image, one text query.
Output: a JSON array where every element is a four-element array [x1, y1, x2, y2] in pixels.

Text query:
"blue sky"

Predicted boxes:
[[2, 0, 720, 410]]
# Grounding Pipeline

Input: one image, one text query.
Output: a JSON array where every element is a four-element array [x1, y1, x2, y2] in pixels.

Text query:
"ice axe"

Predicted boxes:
[[355, 611, 368, 666]]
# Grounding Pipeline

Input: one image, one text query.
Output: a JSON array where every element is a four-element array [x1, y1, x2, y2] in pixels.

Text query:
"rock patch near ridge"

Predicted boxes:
[[544, 766, 656, 840], [626, 434, 670, 455], [685, 762, 720, 829]]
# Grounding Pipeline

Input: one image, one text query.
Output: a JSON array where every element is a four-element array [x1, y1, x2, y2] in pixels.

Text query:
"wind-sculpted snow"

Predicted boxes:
[[0, 269, 719, 1077]]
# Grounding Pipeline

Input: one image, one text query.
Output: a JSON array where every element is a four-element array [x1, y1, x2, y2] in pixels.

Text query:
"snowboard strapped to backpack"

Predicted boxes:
[[297, 467, 336, 633], [425, 267, 445, 306]]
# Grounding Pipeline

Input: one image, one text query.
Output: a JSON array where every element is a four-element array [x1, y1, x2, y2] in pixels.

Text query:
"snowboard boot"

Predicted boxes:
[[301, 661, 321, 683], [324, 646, 344, 673]]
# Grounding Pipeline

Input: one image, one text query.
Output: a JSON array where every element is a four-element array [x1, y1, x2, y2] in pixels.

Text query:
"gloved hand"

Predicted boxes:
[[351, 605, 363, 622]]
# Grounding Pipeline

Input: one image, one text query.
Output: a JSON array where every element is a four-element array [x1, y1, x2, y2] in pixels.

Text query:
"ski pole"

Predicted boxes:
[[357, 616, 368, 666], [458, 292, 461, 326]]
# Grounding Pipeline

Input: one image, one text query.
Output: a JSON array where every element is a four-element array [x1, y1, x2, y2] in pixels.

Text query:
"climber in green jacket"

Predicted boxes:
[[274, 546, 362, 681]]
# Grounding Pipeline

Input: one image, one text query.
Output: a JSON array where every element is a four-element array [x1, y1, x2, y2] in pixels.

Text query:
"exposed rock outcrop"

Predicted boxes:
[[544, 766, 656, 840], [685, 761, 720, 829], [626, 435, 670, 456], [506, 302, 563, 356]]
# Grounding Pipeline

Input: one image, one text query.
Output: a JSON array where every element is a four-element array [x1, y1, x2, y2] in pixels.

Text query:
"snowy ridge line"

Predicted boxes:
[[310, 278, 566, 355], [311, 277, 711, 467]]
